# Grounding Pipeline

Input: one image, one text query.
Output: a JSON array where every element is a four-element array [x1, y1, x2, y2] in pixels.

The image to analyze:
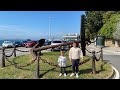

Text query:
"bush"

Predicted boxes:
[[98, 14, 120, 39]]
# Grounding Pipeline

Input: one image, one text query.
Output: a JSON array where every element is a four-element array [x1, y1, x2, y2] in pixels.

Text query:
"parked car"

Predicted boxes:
[[13, 41, 22, 47], [21, 41, 27, 47], [26, 39, 31, 41], [48, 41, 52, 45], [51, 40, 63, 51], [44, 40, 51, 46], [2, 41, 14, 48], [25, 41, 37, 48]]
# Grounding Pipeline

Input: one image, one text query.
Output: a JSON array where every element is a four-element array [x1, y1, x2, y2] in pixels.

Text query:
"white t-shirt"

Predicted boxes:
[[58, 56, 67, 67]]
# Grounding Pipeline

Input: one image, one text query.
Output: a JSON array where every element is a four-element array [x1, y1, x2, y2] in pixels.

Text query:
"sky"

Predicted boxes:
[[0, 11, 85, 40]]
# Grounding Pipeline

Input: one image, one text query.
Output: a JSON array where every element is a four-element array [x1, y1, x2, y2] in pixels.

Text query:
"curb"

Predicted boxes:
[[106, 64, 119, 79], [111, 65, 119, 79]]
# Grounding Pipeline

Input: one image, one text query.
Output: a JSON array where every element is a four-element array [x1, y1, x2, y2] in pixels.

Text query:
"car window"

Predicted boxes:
[[4, 41, 11, 43], [53, 41, 62, 43], [27, 41, 32, 43]]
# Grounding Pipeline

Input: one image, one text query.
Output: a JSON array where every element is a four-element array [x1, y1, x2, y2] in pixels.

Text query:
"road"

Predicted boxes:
[[87, 45, 120, 79]]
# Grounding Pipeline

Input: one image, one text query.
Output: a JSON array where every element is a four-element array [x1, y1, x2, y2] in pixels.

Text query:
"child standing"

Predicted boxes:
[[69, 42, 83, 78], [58, 49, 67, 77]]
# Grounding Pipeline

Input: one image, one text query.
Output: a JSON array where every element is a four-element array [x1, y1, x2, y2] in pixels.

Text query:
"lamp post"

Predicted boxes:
[[49, 17, 51, 41]]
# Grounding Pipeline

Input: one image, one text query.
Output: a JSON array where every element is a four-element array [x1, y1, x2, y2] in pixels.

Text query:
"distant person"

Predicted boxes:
[[69, 42, 83, 78], [58, 49, 67, 77]]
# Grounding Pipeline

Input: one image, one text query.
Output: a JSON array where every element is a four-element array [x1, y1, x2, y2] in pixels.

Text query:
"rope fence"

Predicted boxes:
[[15, 48, 30, 52], [0, 40, 104, 78]]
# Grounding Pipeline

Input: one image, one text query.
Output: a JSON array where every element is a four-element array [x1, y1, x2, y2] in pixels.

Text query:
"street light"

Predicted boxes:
[[49, 17, 51, 41]]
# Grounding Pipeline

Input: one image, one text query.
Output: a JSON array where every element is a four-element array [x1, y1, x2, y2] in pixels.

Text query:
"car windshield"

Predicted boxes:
[[4, 41, 11, 43], [27, 41, 35, 43], [22, 41, 27, 43], [53, 41, 62, 43], [27, 41, 32, 43], [15, 42, 20, 43]]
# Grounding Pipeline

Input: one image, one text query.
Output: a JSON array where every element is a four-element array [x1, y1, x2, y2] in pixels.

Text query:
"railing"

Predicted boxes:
[[86, 48, 103, 74], [0, 40, 104, 79]]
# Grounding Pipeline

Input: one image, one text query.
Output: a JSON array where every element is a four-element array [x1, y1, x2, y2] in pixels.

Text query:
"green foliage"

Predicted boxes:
[[85, 11, 104, 39], [113, 22, 120, 40], [102, 11, 118, 24], [98, 14, 120, 39], [84, 11, 119, 39]]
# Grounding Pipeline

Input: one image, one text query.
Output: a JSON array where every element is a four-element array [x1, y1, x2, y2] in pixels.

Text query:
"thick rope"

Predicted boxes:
[[5, 50, 14, 57], [40, 57, 91, 68], [15, 48, 29, 52], [86, 48, 92, 53], [5, 54, 37, 67]]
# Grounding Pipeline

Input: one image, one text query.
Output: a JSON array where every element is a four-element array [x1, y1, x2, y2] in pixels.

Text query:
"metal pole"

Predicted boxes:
[[92, 50, 96, 74], [35, 51, 40, 79], [1, 47, 5, 67], [14, 46, 16, 57], [49, 17, 51, 41]]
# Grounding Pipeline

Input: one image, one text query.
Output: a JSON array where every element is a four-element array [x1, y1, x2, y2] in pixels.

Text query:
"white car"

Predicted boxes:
[[2, 41, 14, 48], [51, 40, 63, 51]]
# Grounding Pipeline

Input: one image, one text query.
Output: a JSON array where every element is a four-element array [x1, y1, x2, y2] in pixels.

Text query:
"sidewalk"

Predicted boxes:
[[87, 43, 120, 55]]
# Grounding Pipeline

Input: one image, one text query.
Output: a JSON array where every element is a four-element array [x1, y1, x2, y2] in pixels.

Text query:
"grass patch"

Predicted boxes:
[[0, 51, 112, 79]]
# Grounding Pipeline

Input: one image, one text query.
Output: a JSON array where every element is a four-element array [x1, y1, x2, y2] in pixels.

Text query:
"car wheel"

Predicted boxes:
[[51, 48, 54, 51]]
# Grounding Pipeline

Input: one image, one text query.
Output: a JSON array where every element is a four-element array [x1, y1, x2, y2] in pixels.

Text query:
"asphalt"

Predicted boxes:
[[87, 44, 120, 79]]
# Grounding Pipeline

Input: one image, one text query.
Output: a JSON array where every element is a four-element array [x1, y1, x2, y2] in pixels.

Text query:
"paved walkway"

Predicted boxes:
[[86, 44, 120, 55], [86, 44, 120, 79]]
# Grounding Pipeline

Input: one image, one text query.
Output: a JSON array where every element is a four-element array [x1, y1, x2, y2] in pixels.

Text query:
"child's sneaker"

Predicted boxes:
[[70, 73, 75, 77], [64, 73, 67, 77], [59, 73, 62, 76], [76, 73, 79, 78]]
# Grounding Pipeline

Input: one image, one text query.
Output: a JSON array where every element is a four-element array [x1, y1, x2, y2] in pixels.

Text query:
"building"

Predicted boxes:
[[63, 33, 80, 41]]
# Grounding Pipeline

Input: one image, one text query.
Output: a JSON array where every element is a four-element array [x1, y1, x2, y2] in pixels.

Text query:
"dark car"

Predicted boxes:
[[13, 41, 22, 47], [21, 41, 27, 47], [25, 41, 37, 48], [44, 41, 51, 46]]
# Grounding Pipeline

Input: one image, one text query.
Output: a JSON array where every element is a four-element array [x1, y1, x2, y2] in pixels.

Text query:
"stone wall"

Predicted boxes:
[[105, 39, 115, 47], [105, 39, 120, 47]]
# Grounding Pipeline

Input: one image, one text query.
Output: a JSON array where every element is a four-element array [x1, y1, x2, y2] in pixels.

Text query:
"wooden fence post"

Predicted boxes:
[[101, 48, 103, 62], [1, 47, 5, 67], [35, 51, 40, 79], [92, 50, 96, 74], [14, 46, 16, 57]]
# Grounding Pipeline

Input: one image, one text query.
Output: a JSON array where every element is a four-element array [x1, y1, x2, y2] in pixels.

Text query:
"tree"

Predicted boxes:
[[98, 14, 120, 39], [85, 11, 104, 39], [113, 22, 120, 47], [102, 11, 118, 24], [113, 22, 120, 40]]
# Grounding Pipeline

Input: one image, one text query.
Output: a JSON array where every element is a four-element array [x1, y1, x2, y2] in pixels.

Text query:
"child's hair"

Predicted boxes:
[[73, 41, 79, 47], [60, 50, 64, 56], [60, 46, 65, 51]]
